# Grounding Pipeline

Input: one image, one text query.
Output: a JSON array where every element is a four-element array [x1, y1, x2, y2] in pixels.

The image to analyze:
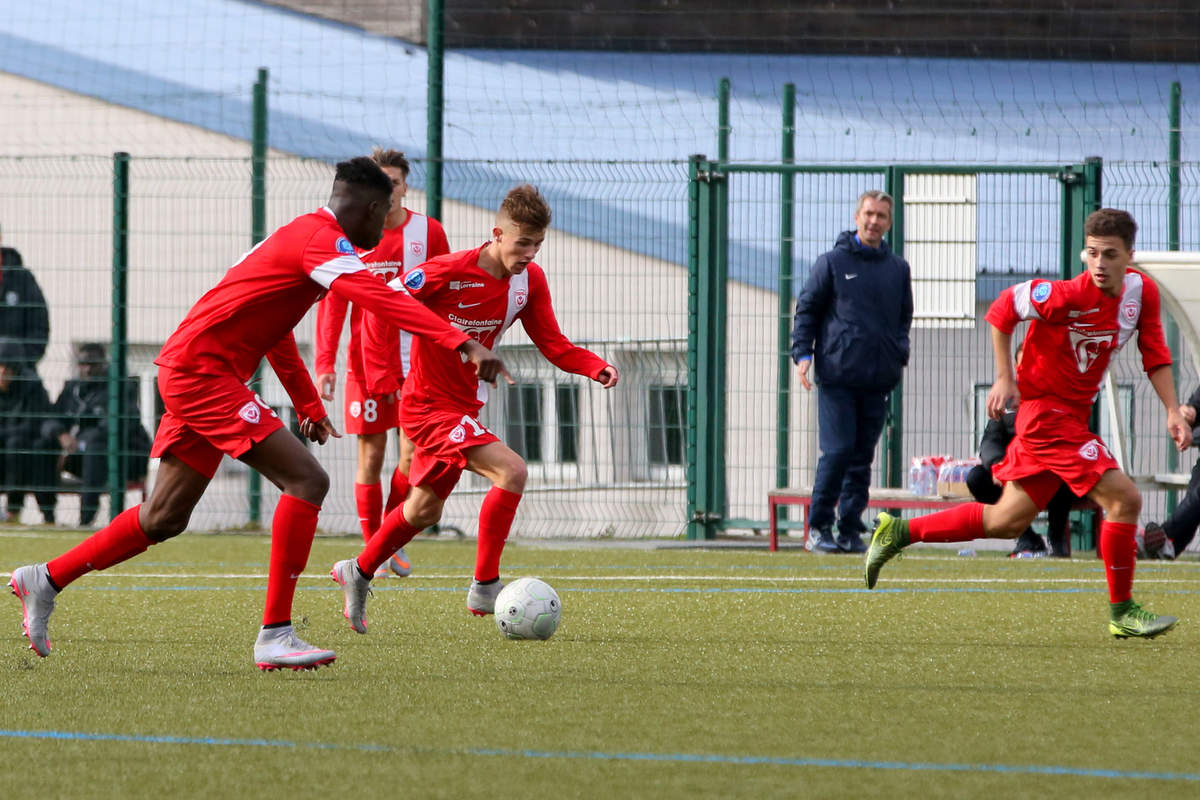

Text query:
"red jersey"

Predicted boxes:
[[364, 243, 609, 414], [155, 207, 467, 423], [985, 268, 1172, 406], [314, 210, 449, 386]]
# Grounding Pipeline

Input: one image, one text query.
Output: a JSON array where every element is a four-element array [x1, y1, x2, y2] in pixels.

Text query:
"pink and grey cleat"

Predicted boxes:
[[388, 548, 412, 578], [330, 558, 371, 634], [254, 625, 336, 671], [10, 564, 57, 657], [466, 579, 504, 616]]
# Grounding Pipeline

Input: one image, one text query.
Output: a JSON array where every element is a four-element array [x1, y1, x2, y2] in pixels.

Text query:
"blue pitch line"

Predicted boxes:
[[1, 729, 1197, 783]]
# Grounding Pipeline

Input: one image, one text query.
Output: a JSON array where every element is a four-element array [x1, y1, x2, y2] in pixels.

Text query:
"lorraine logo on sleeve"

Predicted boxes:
[[335, 237, 356, 255]]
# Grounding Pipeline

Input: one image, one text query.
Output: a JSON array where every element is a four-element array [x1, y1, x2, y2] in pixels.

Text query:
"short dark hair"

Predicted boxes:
[[499, 184, 552, 230], [371, 147, 410, 178], [76, 342, 107, 364], [334, 156, 393, 197], [1084, 208, 1138, 251]]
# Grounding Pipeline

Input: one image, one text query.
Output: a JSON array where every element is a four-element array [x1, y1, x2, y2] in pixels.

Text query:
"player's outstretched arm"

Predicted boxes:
[[460, 338, 513, 387], [1147, 366, 1190, 451], [595, 365, 619, 388], [986, 327, 1019, 420]]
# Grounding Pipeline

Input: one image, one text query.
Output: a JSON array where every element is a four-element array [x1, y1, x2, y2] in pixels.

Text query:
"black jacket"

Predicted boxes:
[[977, 409, 1018, 468], [0, 338, 52, 446], [1186, 384, 1200, 449], [790, 231, 913, 392], [0, 247, 50, 366], [42, 372, 152, 455]]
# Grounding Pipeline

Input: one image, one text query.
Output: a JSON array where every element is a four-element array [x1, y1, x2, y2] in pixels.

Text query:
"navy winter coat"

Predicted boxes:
[[790, 231, 913, 392]]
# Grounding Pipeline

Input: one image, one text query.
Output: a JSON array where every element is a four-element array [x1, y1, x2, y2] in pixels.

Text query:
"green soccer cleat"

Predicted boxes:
[[864, 513, 910, 590], [1108, 601, 1178, 640]]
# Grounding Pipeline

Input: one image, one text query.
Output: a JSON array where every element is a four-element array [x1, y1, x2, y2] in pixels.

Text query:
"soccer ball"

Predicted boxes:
[[494, 577, 561, 640]]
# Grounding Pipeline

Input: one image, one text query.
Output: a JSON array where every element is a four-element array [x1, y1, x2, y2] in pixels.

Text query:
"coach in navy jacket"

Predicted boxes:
[[790, 190, 913, 554]]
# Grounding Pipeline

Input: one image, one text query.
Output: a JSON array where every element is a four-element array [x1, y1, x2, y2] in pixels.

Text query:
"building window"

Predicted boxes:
[[648, 385, 686, 466], [556, 384, 579, 463], [506, 383, 543, 462]]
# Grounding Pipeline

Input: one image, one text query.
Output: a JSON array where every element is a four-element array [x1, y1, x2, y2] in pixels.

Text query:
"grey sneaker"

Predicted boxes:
[[1108, 601, 1178, 640], [254, 625, 336, 671], [10, 564, 57, 657], [388, 548, 412, 578], [330, 559, 372, 634], [467, 579, 505, 616]]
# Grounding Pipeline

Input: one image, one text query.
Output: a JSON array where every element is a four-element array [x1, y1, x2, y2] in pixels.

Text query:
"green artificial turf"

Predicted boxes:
[[3, 529, 1200, 799]]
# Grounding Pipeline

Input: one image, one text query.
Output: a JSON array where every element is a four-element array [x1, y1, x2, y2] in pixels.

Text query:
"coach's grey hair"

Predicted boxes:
[[856, 190, 894, 212]]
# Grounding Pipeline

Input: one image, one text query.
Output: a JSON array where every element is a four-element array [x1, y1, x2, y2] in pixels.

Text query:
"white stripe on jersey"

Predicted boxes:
[[309, 255, 366, 289], [475, 270, 531, 406], [1010, 280, 1045, 321], [1116, 271, 1144, 350]]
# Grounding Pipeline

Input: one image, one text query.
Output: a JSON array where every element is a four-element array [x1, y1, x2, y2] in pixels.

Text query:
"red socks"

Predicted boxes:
[[262, 494, 321, 627], [46, 506, 154, 589], [1100, 521, 1137, 603], [358, 505, 421, 576], [909, 502, 985, 543], [385, 466, 411, 515], [354, 482, 383, 542], [475, 487, 522, 582]]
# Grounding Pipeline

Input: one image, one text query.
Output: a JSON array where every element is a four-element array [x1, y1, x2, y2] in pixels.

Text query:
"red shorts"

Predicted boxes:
[[152, 367, 284, 479], [992, 397, 1119, 508], [400, 402, 498, 499], [343, 377, 399, 435]]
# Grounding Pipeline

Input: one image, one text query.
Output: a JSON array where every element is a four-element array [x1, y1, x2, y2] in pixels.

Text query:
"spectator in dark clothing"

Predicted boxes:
[[790, 190, 913, 554], [0, 338, 57, 522], [0, 238, 51, 367], [42, 343, 152, 527], [1144, 383, 1200, 560]]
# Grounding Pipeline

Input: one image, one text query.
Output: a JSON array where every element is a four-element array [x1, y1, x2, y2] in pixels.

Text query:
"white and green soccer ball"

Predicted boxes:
[[494, 577, 561, 640]]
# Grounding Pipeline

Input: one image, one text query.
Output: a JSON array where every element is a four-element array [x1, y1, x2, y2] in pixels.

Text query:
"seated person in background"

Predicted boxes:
[[42, 343, 152, 527], [0, 338, 57, 523], [966, 345, 1077, 558], [1143, 382, 1200, 560]]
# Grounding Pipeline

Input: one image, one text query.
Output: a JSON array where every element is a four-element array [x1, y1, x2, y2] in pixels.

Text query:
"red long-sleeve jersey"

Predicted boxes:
[[155, 207, 466, 422], [985, 267, 1172, 406], [363, 244, 609, 415], [314, 210, 449, 387]]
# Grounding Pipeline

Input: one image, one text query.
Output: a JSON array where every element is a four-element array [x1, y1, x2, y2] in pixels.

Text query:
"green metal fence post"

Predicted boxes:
[[776, 84, 795, 493], [1166, 81, 1182, 514], [109, 152, 131, 518], [882, 167, 905, 488], [248, 67, 268, 526], [427, 0, 444, 221], [686, 156, 728, 539]]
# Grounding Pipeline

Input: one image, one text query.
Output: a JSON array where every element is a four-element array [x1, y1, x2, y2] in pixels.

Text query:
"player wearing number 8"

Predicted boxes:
[[314, 148, 451, 578], [331, 184, 619, 629]]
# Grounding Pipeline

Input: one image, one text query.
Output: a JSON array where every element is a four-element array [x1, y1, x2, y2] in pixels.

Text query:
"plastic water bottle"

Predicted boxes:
[[957, 548, 976, 557]]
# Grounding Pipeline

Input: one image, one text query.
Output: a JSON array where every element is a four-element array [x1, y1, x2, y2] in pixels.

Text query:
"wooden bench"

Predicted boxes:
[[769, 474, 1191, 553]]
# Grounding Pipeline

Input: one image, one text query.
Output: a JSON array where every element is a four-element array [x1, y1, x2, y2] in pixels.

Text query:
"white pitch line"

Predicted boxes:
[[2, 570, 1200, 585]]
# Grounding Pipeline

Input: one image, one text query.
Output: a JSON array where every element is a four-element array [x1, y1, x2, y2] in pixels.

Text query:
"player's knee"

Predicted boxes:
[[500, 457, 527, 493], [140, 504, 190, 542], [1108, 488, 1142, 520]]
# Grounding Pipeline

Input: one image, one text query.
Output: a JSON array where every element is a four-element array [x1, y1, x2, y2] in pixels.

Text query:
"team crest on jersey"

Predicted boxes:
[[1078, 439, 1110, 462], [404, 268, 426, 291], [349, 401, 362, 419], [1031, 282, 1051, 303], [514, 288, 528, 308], [449, 424, 467, 443], [335, 237, 356, 255], [409, 241, 424, 257], [238, 401, 261, 424], [1121, 299, 1139, 323], [1068, 329, 1112, 373]]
